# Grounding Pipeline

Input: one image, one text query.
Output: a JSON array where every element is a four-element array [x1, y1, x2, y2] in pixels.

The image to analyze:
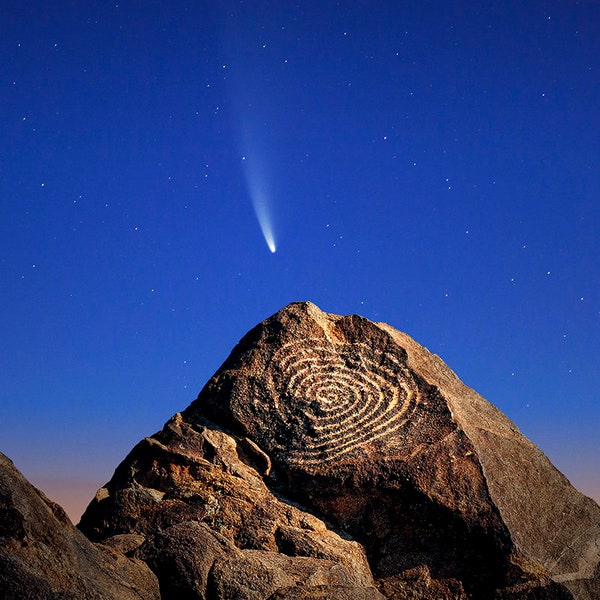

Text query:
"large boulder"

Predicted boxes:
[[79, 302, 600, 599], [0, 452, 160, 600]]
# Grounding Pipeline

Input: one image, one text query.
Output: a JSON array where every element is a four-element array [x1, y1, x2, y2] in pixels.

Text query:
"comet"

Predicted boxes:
[[251, 188, 276, 253], [241, 152, 276, 253]]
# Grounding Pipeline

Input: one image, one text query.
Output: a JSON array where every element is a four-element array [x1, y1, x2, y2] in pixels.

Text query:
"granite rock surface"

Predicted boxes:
[[0, 452, 160, 600], [74, 302, 600, 598]]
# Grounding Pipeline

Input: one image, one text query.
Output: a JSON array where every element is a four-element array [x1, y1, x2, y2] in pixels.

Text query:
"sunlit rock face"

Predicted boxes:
[[79, 301, 600, 599]]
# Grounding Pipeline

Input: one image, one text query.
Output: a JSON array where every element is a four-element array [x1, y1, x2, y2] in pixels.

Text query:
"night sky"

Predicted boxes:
[[2, 2, 599, 521]]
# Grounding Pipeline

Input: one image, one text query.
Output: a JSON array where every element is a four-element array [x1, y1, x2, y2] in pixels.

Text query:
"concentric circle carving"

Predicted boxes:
[[271, 340, 421, 465]]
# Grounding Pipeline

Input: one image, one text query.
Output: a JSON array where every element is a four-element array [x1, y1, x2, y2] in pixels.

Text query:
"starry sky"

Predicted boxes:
[[2, 1, 599, 521]]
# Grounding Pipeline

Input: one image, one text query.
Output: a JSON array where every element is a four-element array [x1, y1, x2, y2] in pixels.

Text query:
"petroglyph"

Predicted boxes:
[[272, 340, 421, 465]]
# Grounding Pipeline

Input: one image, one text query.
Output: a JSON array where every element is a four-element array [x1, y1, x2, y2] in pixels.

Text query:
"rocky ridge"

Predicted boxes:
[[2, 302, 599, 599], [0, 451, 160, 599]]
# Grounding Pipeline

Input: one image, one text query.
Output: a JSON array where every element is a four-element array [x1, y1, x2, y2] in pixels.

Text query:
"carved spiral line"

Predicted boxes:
[[272, 340, 421, 465]]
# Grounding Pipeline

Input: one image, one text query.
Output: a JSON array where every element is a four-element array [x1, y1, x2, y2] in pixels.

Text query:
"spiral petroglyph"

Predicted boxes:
[[272, 339, 421, 465]]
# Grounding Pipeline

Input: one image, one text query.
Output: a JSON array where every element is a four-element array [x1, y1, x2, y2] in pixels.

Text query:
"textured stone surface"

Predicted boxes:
[[78, 301, 600, 599], [79, 411, 380, 599], [0, 451, 160, 600]]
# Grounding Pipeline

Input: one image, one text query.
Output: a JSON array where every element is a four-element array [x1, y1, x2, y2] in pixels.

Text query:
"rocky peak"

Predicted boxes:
[[77, 301, 600, 599]]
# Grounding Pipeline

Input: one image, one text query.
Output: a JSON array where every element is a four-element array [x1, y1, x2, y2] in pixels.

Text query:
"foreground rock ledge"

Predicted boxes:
[[75, 301, 599, 599]]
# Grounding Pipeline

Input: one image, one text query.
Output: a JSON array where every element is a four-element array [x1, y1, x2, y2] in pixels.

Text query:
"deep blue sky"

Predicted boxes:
[[2, 1, 598, 520]]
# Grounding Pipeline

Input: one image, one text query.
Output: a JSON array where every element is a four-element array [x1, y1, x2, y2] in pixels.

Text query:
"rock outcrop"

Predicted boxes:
[[72, 301, 599, 599], [0, 451, 160, 600], [78, 411, 382, 599]]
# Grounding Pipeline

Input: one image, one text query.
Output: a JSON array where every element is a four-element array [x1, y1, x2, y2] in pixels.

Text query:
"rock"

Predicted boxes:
[[378, 565, 468, 599], [0, 451, 160, 600], [79, 301, 600, 599], [268, 587, 386, 600], [79, 412, 380, 599], [101, 532, 147, 555]]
